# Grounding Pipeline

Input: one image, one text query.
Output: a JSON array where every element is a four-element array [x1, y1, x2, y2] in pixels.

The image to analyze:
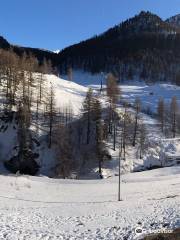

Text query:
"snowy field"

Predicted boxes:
[[121, 83, 180, 113], [0, 166, 179, 239], [62, 70, 180, 113]]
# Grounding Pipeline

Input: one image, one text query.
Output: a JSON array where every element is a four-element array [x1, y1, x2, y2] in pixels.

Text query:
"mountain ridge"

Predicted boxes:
[[166, 13, 180, 28], [57, 11, 180, 84]]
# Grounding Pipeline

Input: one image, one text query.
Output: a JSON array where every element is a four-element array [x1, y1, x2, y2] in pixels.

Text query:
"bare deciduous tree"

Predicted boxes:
[[157, 97, 165, 133], [170, 96, 178, 138], [139, 122, 147, 159], [67, 67, 73, 82], [132, 97, 141, 146], [83, 88, 94, 144], [46, 83, 56, 148], [55, 124, 73, 178]]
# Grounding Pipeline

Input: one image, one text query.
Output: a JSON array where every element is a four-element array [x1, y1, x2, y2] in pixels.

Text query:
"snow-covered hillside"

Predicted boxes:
[[45, 74, 88, 115], [38, 74, 180, 177], [62, 70, 180, 113], [0, 74, 88, 175], [1, 72, 180, 177], [0, 166, 179, 239], [121, 83, 180, 113]]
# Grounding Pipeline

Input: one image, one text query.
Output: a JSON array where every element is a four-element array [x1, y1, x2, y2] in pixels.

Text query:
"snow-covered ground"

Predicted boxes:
[[0, 166, 179, 239], [62, 70, 180, 113], [121, 83, 180, 113], [45, 74, 88, 115]]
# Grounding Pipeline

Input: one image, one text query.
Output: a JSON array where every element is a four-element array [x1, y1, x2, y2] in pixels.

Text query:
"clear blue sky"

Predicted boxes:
[[0, 0, 180, 51]]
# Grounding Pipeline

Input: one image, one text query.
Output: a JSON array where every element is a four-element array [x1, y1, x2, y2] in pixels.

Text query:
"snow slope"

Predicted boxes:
[[63, 70, 180, 113], [121, 83, 180, 113], [42, 74, 88, 115], [0, 74, 88, 175], [61, 71, 180, 173], [1, 73, 180, 176], [0, 166, 179, 239]]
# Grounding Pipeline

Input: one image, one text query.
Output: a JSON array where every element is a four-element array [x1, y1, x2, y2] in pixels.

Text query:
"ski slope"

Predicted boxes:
[[0, 166, 179, 239]]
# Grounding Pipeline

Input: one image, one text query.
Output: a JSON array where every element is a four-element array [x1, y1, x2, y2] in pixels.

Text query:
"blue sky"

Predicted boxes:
[[0, 0, 180, 51]]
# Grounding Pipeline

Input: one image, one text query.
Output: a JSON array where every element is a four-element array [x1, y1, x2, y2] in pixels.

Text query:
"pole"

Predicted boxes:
[[118, 145, 121, 201], [118, 129, 122, 201], [113, 122, 116, 151]]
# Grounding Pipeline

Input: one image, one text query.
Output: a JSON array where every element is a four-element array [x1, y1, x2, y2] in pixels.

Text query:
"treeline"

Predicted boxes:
[[59, 34, 180, 85]]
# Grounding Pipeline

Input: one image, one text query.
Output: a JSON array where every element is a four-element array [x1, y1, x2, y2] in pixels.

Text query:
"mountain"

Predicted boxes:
[[0, 36, 10, 49], [13, 45, 59, 66], [53, 49, 60, 54], [1, 11, 180, 83], [103, 11, 178, 37], [166, 14, 180, 28], [58, 11, 180, 84], [0, 36, 59, 67]]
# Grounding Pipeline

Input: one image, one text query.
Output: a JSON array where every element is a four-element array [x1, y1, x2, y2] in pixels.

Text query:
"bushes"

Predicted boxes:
[[4, 149, 39, 175]]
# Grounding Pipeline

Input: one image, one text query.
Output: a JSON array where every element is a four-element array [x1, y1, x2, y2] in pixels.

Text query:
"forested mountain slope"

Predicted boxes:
[[58, 11, 180, 84], [1, 11, 180, 84], [0, 35, 59, 67], [166, 14, 180, 28]]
